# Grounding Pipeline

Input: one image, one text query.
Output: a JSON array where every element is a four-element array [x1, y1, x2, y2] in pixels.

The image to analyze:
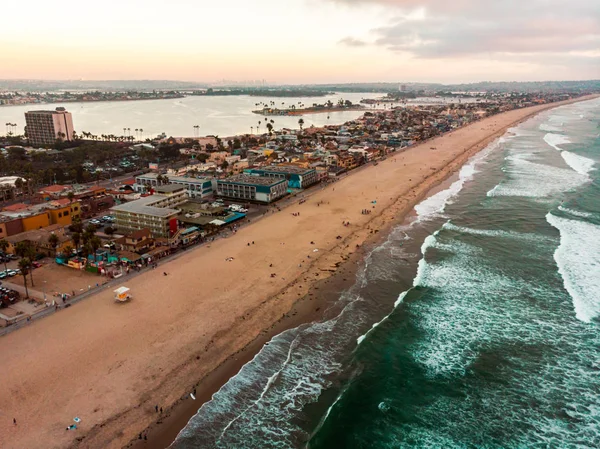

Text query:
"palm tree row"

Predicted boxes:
[[79, 129, 144, 142]]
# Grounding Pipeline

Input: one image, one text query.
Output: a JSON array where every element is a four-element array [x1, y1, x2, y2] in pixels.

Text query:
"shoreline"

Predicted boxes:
[[0, 95, 596, 449], [125, 94, 599, 448]]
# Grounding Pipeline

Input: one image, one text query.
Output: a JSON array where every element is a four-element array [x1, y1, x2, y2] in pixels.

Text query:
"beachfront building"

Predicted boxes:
[[0, 199, 81, 238], [24, 107, 74, 146], [134, 173, 214, 199], [216, 174, 287, 204], [245, 166, 318, 189], [111, 185, 188, 238]]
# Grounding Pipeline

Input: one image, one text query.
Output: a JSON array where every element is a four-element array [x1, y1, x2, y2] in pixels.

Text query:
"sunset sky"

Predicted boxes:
[[3, 0, 599, 83]]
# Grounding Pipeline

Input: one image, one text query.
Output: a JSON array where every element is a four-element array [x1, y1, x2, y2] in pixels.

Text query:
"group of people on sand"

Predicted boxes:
[[342, 221, 350, 227], [361, 209, 372, 215]]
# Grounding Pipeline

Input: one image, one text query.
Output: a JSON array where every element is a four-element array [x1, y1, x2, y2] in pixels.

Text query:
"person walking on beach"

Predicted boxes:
[[13, 418, 17, 425]]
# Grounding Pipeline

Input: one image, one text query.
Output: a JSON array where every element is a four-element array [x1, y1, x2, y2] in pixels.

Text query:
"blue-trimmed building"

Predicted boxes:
[[245, 166, 318, 190], [216, 174, 287, 204], [135, 173, 213, 199]]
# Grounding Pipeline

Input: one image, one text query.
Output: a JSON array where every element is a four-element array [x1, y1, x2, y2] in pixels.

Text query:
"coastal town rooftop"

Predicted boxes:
[[136, 173, 212, 184], [111, 195, 179, 217], [154, 184, 186, 194], [254, 165, 315, 175], [219, 174, 286, 187]]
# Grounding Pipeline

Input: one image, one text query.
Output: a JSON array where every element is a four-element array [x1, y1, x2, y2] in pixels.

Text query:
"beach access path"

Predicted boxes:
[[0, 96, 595, 449]]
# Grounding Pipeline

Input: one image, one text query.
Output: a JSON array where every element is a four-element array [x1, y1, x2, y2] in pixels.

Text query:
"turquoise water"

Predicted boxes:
[[172, 98, 600, 448]]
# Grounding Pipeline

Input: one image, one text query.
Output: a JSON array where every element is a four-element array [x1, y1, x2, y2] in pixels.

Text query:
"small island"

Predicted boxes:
[[252, 99, 364, 116]]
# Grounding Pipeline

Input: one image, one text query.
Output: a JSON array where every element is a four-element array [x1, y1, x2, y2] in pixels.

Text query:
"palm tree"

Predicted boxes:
[[48, 233, 60, 257], [72, 232, 81, 253], [266, 123, 273, 136], [139, 128, 144, 140], [135, 128, 139, 141], [18, 258, 30, 298], [90, 236, 101, 255], [0, 239, 9, 273], [63, 245, 73, 258], [67, 191, 75, 203], [298, 118, 304, 131], [14, 178, 23, 197]]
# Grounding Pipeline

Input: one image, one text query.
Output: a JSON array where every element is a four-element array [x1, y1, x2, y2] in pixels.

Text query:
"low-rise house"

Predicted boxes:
[[113, 229, 155, 254], [6, 224, 73, 256]]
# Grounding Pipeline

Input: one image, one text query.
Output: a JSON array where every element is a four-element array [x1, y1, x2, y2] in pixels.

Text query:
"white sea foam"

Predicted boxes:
[[356, 290, 408, 345], [546, 213, 600, 323], [540, 123, 562, 132], [560, 151, 596, 176], [487, 157, 589, 198], [543, 133, 571, 151], [558, 205, 594, 219], [414, 142, 495, 220], [442, 222, 546, 242]]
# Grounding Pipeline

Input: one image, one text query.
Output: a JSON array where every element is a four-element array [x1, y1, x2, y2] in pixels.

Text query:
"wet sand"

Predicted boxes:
[[0, 96, 595, 449]]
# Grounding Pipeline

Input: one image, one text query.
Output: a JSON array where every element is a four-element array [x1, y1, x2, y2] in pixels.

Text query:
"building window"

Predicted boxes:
[[58, 212, 62, 217], [64, 210, 69, 216]]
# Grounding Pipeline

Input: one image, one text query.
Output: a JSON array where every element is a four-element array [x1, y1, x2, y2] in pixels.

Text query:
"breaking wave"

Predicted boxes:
[[414, 142, 495, 220], [543, 132, 570, 151], [546, 213, 600, 323], [560, 151, 596, 176]]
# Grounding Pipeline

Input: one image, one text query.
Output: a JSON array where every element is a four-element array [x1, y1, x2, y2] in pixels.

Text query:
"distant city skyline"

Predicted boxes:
[[4, 0, 598, 83]]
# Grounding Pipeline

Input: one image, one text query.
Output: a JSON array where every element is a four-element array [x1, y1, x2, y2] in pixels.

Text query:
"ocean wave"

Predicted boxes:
[[356, 291, 408, 345], [543, 133, 570, 151], [560, 151, 596, 176], [487, 158, 588, 198], [414, 141, 495, 220], [557, 205, 594, 219], [546, 213, 600, 323], [539, 123, 562, 132]]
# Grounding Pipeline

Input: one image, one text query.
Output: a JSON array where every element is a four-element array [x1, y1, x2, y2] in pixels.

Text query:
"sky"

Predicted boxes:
[[2, 0, 599, 83]]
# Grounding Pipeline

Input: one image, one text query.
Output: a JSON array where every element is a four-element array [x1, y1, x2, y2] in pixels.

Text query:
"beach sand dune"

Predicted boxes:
[[0, 97, 593, 449]]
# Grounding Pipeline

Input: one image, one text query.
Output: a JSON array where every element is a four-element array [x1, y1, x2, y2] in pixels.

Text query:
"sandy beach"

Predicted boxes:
[[0, 96, 594, 449]]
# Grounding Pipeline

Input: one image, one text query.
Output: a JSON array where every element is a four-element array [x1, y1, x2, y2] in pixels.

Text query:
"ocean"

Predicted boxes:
[[171, 98, 600, 449]]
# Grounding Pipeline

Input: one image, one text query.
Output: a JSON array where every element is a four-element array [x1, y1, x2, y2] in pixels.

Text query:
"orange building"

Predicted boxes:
[[21, 211, 51, 231]]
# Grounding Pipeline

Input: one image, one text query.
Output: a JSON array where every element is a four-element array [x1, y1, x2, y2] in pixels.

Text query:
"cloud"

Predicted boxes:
[[338, 37, 368, 47], [333, 0, 600, 62]]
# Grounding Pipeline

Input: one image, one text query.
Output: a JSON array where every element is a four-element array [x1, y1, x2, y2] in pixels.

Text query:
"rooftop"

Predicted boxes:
[[137, 173, 211, 184], [39, 184, 68, 193], [111, 195, 180, 217], [252, 165, 315, 175], [154, 184, 187, 194], [6, 224, 66, 244], [25, 109, 70, 115], [218, 174, 286, 187]]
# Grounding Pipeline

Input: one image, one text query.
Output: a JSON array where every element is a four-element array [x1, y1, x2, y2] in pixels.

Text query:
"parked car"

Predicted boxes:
[[90, 219, 101, 225], [7, 270, 17, 277], [32, 262, 42, 268], [0, 271, 7, 279]]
